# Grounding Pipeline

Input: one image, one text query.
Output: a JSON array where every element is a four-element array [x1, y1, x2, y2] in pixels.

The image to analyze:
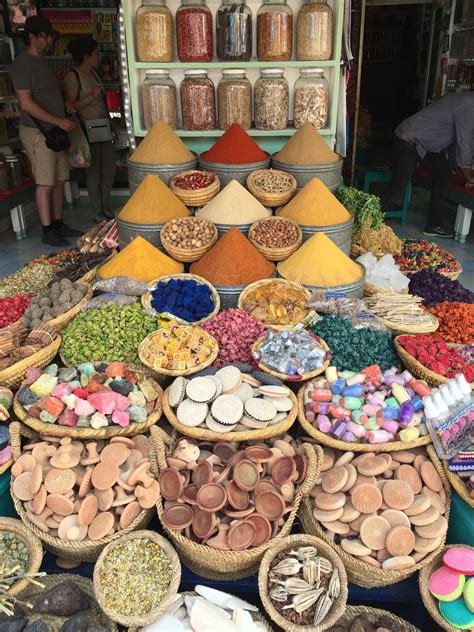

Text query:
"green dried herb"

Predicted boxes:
[[337, 186, 384, 234]]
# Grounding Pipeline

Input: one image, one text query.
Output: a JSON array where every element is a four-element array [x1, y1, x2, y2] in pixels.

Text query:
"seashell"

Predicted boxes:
[[142, 614, 186, 631], [297, 546, 319, 561], [269, 586, 288, 602], [189, 598, 234, 632], [313, 593, 333, 625], [328, 568, 341, 599], [194, 585, 258, 612], [282, 588, 325, 614], [233, 608, 261, 632], [272, 557, 302, 575], [284, 578, 315, 595], [303, 559, 319, 587]]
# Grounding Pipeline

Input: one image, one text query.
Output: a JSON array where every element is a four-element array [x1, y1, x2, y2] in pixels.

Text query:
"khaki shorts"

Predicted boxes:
[[19, 125, 69, 187]]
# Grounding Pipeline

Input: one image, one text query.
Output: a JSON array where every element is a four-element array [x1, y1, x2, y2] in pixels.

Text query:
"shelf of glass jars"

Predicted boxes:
[[134, 60, 338, 69]]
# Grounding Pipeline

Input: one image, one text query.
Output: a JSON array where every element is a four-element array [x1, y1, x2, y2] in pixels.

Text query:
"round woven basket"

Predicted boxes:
[[375, 313, 439, 337], [0, 457, 13, 474], [297, 385, 432, 453], [247, 169, 297, 208], [401, 268, 463, 281], [363, 282, 409, 297], [13, 363, 163, 439], [170, 170, 220, 207], [443, 461, 474, 508], [0, 516, 43, 597], [350, 243, 393, 260], [0, 336, 61, 389], [152, 427, 321, 580], [162, 385, 298, 441], [141, 273, 220, 326], [77, 264, 100, 285], [332, 605, 420, 631], [258, 534, 348, 632], [93, 529, 181, 628], [9, 421, 159, 563], [160, 218, 218, 263], [45, 283, 93, 332], [19, 573, 118, 632], [238, 278, 312, 330], [394, 335, 474, 389], [300, 444, 451, 588], [252, 332, 331, 382], [248, 217, 303, 262], [419, 545, 474, 632]]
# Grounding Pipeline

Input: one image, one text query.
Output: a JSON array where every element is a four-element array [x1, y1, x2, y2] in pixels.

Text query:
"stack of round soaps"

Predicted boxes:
[[167, 366, 293, 433]]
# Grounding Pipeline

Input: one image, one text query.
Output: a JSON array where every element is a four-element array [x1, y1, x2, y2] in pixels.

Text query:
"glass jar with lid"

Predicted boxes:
[[216, 0, 252, 61], [181, 70, 216, 131], [293, 68, 329, 129], [176, 0, 213, 62], [296, 0, 333, 61], [5, 155, 22, 188], [217, 69, 252, 129], [142, 69, 177, 130], [254, 69, 289, 130], [257, 0, 293, 62], [136, 0, 173, 62]]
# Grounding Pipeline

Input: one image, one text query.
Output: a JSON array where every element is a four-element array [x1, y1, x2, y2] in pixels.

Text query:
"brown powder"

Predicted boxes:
[[275, 123, 340, 165], [129, 121, 194, 165]]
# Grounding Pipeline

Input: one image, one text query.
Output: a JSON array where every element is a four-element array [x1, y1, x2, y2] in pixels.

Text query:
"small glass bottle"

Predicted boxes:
[[217, 69, 252, 130], [293, 68, 329, 129], [176, 0, 213, 62], [181, 70, 216, 131], [142, 69, 177, 130], [254, 69, 289, 130], [136, 0, 173, 62], [257, 0, 293, 62], [216, 0, 252, 62], [5, 155, 22, 188], [296, 0, 333, 61]]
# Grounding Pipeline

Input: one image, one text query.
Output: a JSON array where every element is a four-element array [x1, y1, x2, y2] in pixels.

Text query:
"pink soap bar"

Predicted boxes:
[[311, 389, 332, 402], [0, 445, 12, 465], [346, 421, 366, 438], [381, 419, 399, 434], [362, 404, 380, 416], [316, 414, 331, 433], [366, 429, 392, 443]]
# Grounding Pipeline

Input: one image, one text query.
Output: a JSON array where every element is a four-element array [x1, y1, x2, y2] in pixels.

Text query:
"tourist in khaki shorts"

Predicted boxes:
[[11, 16, 83, 247]]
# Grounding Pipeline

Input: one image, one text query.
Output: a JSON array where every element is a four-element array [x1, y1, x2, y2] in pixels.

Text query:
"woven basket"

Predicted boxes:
[[141, 273, 220, 326], [443, 461, 474, 508], [419, 545, 474, 632], [152, 427, 321, 580], [258, 534, 348, 631], [363, 282, 409, 297], [332, 605, 420, 631], [394, 336, 474, 389], [13, 363, 163, 439], [45, 283, 92, 332], [19, 573, 118, 632], [0, 336, 61, 389], [0, 516, 43, 597], [170, 170, 220, 207], [248, 216, 302, 262], [77, 263, 102, 285], [300, 445, 451, 588], [376, 313, 439, 337], [350, 243, 389, 260], [162, 385, 298, 441], [252, 332, 331, 382], [401, 268, 462, 281], [160, 219, 218, 263], [238, 278, 313, 330], [247, 169, 297, 207], [297, 385, 432, 453], [0, 458, 13, 474], [93, 529, 181, 628], [9, 421, 159, 562]]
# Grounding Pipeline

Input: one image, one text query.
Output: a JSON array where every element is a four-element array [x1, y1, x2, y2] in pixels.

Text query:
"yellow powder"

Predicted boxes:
[[99, 236, 183, 283], [129, 122, 194, 165], [277, 178, 351, 226], [275, 123, 340, 165], [118, 175, 190, 224], [277, 232, 363, 286]]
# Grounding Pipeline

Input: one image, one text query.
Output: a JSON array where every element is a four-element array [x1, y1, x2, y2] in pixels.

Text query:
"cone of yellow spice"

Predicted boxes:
[[277, 178, 351, 227], [129, 121, 194, 165], [278, 232, 363, 287], [118, 175, 190, 225], [99, 236, 183, 283]]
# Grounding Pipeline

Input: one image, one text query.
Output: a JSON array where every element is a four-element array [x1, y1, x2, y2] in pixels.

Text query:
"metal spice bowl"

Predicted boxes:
[[299, 214, 354, 256], [127, 153, 198, 191], [271, 155, 342, 192], [199, 155, 271, 187]]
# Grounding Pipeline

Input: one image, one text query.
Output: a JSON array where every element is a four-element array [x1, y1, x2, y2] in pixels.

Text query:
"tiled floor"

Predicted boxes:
[[0, 186, 472, 291]]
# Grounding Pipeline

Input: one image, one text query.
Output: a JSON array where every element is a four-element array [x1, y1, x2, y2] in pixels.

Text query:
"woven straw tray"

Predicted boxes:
[[0, 336, 61, 389]]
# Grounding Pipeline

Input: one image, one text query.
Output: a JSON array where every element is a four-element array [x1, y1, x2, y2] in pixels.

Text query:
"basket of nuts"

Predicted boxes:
[[170, 170, 220, 207], [247, 169, 297, 208], [249, 217, 302, 262], [160, 217, 218, 263]]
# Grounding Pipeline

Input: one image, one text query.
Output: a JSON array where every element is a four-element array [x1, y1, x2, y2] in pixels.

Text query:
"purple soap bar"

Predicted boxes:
[[316, 414, 331, 433], [330, 419, 347, 439]]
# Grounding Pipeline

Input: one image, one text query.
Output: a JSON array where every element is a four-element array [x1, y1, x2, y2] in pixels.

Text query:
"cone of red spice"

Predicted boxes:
[[190, 227, 275, 285], [200, 124, 268, 164]]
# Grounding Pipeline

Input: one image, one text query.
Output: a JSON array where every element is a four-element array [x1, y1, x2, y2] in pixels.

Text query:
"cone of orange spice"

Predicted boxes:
[[425, 302, 474, 344]]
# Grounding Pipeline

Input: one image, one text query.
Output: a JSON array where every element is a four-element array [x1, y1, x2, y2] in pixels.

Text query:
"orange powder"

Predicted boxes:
[[277, 178, 351, 226], [118, 175, 190, 224]]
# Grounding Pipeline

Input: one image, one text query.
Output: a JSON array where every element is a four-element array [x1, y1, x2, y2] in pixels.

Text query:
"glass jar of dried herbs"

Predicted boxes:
[[217, 69, 252, 129], [180, 70, 216, 130], [296, 0, 333, 61], [257, 0, 293, 61], [136, 0, 173, 62], [254, 69, 289, 130], [294, 68, 329, 129], [142, 69, 177, 130]]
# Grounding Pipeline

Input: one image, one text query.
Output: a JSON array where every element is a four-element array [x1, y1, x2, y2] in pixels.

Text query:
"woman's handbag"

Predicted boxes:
[[71, 69, 113, 143]]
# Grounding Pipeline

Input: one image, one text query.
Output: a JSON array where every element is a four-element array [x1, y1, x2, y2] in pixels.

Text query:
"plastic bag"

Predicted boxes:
[[346, 311, 390, 333], [307, 292, 367, 316], [82, 294, 138, 310], [93, 276, 148, 297], [65, 126, 91, 169]]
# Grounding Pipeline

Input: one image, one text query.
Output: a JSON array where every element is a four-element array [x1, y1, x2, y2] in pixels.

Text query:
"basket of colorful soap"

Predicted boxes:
[[252, 329, 331, 382], [419, 544, 474, 632], [238, 279, 313, 331], [327, 605, 420, 631], [152, 427, 320, 581], [248, 217, 302, 262], [170, 170, 220, 207], [9, 422, 162, 562], [162, 365, 298, 442], [0, 516, 43, 597], [300, 444, 451, 588], [160, 217, 218, 263], [297, 365, 433, 453], [258, 534, 348, 631], [141, 273, 220, 326], [13, 361, 163, 439]]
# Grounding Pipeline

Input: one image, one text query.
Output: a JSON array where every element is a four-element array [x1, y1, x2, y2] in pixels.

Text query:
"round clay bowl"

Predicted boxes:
[[233, 459, 259, 491], [247, 513, 272, 546], [228, 451, 246, 468], [214, 464, 230, 485], [213, 442, 237, 463], [162, 504, 194, 530], [192, 508, 217, 540], [182, 484, 198, 505], [166, 456, 188, 471], [245, 446, 273, 463], [227, 480, 250, 511], [255, 480, 279, 496], [159, 468, 184, 501], [255, 490, 286, 521], [271, 456, 296, 486], [180, 469, 191, 487], [225, 506, 256, 519], [294, 454, 308, 484], [196, 483, 227, 513], [227, 519, 256, 550], [193, 461, 214, 488]]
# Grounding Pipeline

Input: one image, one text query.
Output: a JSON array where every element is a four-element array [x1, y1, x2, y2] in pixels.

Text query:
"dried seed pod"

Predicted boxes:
[[297, 546, 319, 561], [285, 578, 315, 594], [272, 557, 302, 575], [313, 593, 333, 625], [317, 556, 333, 575], [303, 559, 319, 586], [283, 588, 325, 613], [270, 585, 288, 602], [328, 568, 341, 598]]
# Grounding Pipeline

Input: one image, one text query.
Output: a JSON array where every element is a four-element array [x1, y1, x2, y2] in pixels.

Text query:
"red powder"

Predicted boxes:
[[200, 124, 268, 164]]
